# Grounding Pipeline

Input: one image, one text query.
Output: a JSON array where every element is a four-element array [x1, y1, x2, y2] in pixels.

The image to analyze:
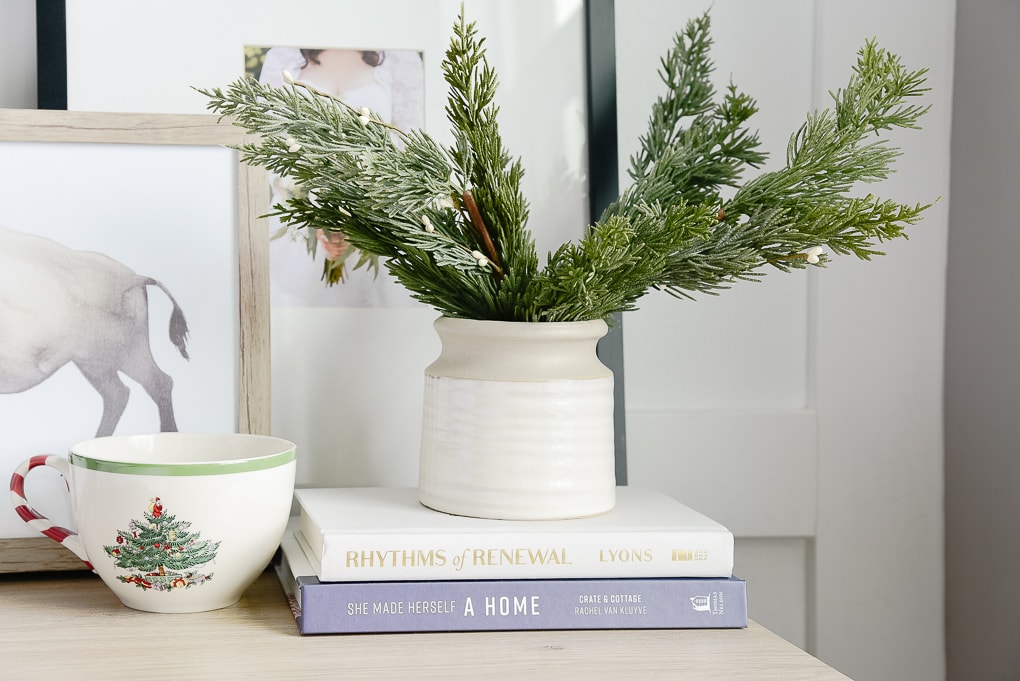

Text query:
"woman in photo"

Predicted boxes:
[[254, 46, 425, 308]]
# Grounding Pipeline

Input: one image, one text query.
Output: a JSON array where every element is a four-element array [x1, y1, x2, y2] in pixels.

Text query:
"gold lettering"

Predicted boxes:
[[600, 548, 654, 562], [528, 547, 568, 565], [465, 547, 572, 567], [344, 549, 449, 569], [672, 548, 708, 561]]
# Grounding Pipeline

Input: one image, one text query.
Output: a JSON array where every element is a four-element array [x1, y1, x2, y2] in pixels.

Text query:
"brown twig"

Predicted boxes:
[[461, 190, 504, 282]]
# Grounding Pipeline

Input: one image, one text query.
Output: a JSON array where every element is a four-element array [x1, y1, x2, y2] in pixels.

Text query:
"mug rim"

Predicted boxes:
[[68, 433, 296, 476]]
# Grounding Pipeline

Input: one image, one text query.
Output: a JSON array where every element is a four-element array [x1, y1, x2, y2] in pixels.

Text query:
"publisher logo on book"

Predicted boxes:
[[689, 591, 726, 616], [672, 548, 709, 562]]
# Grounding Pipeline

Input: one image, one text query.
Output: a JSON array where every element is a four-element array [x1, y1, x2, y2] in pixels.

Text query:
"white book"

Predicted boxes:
[[295, 487, 733, 582], [276, 521, 313, 608]]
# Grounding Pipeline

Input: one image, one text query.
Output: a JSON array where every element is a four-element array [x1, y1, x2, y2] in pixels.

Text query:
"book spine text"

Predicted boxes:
[[303, 528, 733, 581], [293, 576, 747, 634]]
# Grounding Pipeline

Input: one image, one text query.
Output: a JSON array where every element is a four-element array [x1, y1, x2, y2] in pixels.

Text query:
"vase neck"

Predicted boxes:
[[425, 317, 612, 381]]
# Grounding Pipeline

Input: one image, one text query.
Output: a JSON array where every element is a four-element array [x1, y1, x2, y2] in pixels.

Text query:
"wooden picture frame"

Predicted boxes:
[[0, 109, 270, 573]]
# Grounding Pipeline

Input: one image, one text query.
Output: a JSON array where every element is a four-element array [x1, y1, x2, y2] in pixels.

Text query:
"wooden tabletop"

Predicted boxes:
[[0, 569, 851, 680]]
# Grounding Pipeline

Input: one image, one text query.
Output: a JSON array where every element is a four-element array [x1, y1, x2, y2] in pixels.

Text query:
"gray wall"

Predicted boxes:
[[945, 1, 1020, 679], [0, 0, 36, 109]]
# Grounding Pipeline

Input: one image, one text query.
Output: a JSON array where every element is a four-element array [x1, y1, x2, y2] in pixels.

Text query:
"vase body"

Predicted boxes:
[[418, 316, 616, 520]]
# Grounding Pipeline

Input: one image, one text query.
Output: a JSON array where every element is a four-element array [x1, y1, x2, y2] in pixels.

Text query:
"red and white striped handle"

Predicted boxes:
[[9, 455, 93, 570]]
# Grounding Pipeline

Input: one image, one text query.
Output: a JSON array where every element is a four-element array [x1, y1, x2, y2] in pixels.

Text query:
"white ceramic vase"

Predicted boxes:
[[418, 316, 617, 520]]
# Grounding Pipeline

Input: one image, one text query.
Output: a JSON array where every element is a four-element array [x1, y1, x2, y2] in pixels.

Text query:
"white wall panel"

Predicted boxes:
[[618, 2, 952, 681], [735, 538, 810, 650], [616, 0, 822, 660], [811, 2, 953, 679], [617, 0, 815, 411], [627, 409, 817, 537]]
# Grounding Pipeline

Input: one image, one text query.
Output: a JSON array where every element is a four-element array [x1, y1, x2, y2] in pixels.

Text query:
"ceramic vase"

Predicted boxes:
[[418, 316, 616, 520]]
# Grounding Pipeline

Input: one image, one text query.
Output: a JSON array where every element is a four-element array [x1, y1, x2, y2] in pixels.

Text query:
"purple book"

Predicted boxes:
[[277, 529, 747, 635]]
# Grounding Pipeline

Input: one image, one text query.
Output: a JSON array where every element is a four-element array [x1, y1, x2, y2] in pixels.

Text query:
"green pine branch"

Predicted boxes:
[[543, 14, 933, 311], [201, 9, 933, 322], [627, 12, 766, 205]]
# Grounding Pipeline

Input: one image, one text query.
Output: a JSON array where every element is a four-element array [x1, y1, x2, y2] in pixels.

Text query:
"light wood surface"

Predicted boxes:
[[0, 538, 86, 573], [0, 569, 851, 680]]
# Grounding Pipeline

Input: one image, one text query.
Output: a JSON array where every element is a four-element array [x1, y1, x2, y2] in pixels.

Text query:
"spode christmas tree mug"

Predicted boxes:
[[10, 432, 297, 613]]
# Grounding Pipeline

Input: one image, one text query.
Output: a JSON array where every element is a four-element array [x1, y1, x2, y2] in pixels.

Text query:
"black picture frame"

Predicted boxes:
[[583, 0, 626, 484], [35, 0, 66, 110], [35, 0, 628, 480]]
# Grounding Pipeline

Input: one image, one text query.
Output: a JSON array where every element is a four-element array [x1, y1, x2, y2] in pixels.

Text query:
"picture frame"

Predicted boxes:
[[245, 43, 427, 309], [0, 109, 270, 573], [33, 0, 627, 504]]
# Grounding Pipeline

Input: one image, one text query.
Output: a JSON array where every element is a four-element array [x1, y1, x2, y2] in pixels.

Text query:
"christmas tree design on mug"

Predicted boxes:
[[103, 497, 221, 591]]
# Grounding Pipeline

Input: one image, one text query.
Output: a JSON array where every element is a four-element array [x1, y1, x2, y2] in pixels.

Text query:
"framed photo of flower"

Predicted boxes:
[[0, 109, 270, 572]]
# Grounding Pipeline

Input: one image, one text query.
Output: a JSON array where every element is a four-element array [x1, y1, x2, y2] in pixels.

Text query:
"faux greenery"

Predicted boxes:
[[202, 9, 932, 322]]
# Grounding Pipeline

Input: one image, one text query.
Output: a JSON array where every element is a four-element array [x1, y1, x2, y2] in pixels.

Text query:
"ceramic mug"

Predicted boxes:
[[10, 432, 296, 613]]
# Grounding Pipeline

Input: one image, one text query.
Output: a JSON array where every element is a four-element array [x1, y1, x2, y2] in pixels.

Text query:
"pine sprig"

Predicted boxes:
[[200, 9, 932, 322], [627, 12, 766, 204], [718, 38, 933, 266], [558, 14, 933, 306], [201, 68, 505, 315], [442, 8, 538, 319]]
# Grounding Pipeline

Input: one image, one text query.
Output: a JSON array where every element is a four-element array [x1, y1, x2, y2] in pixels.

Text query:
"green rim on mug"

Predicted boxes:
[[68, 448, 296, 476]]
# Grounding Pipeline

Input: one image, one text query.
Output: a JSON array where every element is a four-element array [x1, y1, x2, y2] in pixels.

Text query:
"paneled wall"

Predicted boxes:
[[616, 2, 953, 680], [0, 2, 976, 679]]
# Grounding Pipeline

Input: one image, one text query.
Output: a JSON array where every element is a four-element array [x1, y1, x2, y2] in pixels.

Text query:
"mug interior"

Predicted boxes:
[[69, 433, 295, 475]]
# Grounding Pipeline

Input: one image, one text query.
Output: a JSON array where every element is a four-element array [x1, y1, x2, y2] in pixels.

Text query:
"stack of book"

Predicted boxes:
[[275, 486, 747, 634]]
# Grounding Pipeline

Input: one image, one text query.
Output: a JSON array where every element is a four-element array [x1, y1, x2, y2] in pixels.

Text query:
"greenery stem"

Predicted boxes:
[[461, 189, 504, 282]]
